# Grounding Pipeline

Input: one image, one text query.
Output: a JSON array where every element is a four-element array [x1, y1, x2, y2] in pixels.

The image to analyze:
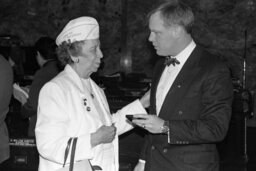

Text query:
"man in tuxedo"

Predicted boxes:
[[133, 1, 233, 171]]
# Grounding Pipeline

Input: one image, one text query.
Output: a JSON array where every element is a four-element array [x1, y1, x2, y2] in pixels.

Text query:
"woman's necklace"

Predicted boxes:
[[81, 78, 95, 99], [88, 79, 94, 99], [90, 88, 94, 99]]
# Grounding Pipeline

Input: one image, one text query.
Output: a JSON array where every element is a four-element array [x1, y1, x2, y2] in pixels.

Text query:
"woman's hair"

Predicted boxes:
[[148, 1, 194, 33], [56, 40, 86, 66], [35, 37, 57, 60]]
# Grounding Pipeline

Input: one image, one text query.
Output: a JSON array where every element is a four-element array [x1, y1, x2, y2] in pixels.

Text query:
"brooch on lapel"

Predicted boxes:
[[83, 98, 91, 112], [83, 98, 87, 106]]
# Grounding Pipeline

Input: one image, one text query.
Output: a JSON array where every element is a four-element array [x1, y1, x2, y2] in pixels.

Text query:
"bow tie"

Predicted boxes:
[[164, 56, 180, 66]]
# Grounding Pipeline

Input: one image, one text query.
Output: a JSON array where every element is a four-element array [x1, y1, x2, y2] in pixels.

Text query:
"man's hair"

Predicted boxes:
[[148, 1, 194, 33], [35, 36, 57, 60]]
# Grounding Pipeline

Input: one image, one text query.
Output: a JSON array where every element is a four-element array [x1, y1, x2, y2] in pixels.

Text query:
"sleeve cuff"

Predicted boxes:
[[139, 159, 146, 164]]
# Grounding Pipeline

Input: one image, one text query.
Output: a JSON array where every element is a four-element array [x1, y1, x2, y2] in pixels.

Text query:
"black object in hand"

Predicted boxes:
[[92, 165, 102, 170], [126, 115, 134, 121], [126, 115, 146, 121]]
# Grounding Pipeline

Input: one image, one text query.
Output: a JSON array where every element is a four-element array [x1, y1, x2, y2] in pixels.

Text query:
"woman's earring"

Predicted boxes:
[[75, 58, 79, 63]]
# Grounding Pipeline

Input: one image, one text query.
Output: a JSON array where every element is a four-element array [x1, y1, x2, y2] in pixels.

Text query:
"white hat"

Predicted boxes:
[[56, 16, 99, 46]]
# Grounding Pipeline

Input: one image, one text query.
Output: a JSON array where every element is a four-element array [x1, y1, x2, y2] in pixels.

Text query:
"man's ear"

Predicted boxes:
[[172, 25, 183, 38]]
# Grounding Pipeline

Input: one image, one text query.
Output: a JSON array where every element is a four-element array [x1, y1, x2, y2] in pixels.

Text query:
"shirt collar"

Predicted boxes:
[[172, 40, 196, 67]]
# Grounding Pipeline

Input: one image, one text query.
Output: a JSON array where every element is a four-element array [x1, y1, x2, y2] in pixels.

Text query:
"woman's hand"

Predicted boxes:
[[91, 124, 116, 147]]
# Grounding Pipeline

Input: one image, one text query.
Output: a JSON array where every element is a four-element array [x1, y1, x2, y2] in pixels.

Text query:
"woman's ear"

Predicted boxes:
[[70, 56, 79, 63]]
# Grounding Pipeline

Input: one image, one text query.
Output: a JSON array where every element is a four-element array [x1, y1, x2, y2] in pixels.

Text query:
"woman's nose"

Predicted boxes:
[[98, 48, 103, 58]]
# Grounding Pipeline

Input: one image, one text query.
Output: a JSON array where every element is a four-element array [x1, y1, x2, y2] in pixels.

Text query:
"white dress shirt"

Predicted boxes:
[[156, 40, 196, 114]]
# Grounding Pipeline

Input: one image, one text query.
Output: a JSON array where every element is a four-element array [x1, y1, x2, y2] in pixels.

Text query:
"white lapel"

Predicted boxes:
[[64, 65, 84, 93], [90, 79, 112, 126], [64, 65, 112, 125]]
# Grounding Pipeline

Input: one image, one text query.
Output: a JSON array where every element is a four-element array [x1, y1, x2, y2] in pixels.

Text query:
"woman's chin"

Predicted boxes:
[[93, 66, 100, 72]]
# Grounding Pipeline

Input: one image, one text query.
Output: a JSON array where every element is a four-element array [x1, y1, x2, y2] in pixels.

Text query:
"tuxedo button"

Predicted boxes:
[[177, 85, 181, 88], [163, 148, 168, 153], [151, 145, 155, 150], [178, 111, 183, 115]]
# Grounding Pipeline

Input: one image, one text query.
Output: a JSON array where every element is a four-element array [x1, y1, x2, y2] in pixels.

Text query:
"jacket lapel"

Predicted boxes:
[[150, 58, 166, 115], [159, 47, 203, 118], [90, 80, 112, 125], [64, 65, 104, 123], [65, 65, 84, 94]]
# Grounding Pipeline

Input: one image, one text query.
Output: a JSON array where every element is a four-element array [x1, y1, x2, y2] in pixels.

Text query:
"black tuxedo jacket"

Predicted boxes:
[[141, 46, 233, 171]]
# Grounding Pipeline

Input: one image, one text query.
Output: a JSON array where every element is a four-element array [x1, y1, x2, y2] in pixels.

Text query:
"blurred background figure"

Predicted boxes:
[[18, 36, 62, 137], [0, 54, 13, 164], [9, 40, 26, 83]]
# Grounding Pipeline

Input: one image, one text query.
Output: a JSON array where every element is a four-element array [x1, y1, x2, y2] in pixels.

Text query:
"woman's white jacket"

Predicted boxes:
[[35, 65, 147, 171]]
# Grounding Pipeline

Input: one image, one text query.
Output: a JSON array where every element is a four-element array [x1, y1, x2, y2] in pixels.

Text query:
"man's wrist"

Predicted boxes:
[[160, 120, 169, 134], [160, 120, 171, 143]]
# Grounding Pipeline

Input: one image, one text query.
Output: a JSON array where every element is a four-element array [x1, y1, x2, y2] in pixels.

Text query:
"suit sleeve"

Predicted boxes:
[[21, 70, 42, 118], [138, 133, 149, 161], [168, 63, 233, 144]]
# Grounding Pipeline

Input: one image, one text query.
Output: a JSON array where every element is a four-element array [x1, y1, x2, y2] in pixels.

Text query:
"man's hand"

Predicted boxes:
[[133, 161, 145, 171], [91, 125, 116, 147], [132, 114, 164, 134]]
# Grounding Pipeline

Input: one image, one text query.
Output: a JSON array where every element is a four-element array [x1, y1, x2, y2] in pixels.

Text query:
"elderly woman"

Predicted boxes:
[[35, 16, 148, 171]]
